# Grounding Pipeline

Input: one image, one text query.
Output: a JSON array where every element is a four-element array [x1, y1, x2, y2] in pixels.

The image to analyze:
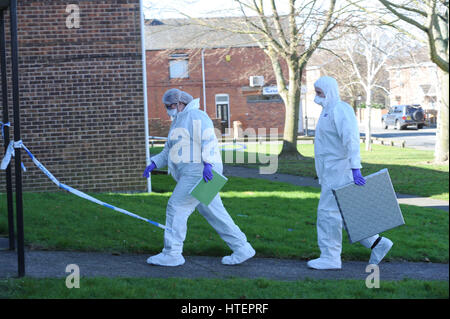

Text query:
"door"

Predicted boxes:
[[386, 107, 396, 125], [216, 94, 230, 135]]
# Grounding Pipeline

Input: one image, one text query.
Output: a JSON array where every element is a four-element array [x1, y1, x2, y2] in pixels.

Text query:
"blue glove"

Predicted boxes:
[[203, 162, 213, 183], [143, 161, 157, 178], [352, 168, 366, 186]]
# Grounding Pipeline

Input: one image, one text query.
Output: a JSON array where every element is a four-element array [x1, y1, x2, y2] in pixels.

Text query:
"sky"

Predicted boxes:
[[143, 0, 295, 19], [142, 0, 427, 43], [143, 0, 238, 19], [142, 0, 394, 19]]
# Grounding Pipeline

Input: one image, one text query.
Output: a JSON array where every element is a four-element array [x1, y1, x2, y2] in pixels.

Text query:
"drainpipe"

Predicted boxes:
[[201, 48, 206, 112], [140, 0, 151, 192]]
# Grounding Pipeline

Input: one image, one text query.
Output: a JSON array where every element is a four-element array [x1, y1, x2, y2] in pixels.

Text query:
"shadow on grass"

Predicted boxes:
[[220, 149, 449, 200], [151, 146, 448, 198]]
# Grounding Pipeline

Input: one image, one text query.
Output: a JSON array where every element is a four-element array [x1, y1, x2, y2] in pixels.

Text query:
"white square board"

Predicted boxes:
[[332, 169, 405, 244]]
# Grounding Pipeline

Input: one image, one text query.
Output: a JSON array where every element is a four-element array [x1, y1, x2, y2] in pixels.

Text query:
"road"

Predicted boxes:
[[359, 126, 437, 151], [303, 124, 437, 151]]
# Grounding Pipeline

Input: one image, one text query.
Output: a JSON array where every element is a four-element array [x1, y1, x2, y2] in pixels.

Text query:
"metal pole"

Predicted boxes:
[[139, 0, 151, 193], [0, 8, 15, 251], [304, 97, 308, 137], [201, 48, 206, 112], [10, 0, 25, 277]]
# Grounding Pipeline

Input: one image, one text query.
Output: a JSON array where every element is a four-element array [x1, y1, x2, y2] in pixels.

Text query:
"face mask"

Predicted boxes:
[[167, 108, 178, 117], [314, 96, 326, 106]]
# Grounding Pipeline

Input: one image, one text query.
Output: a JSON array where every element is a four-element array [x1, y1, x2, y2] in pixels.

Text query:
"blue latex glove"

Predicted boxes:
[[142, 161, 157, 178], [203, 162, 213, 183], [352, 168, 366, 186]]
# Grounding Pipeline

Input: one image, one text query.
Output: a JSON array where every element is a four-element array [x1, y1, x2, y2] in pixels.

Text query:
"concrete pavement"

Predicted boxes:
[[1, 248, 448, 281]]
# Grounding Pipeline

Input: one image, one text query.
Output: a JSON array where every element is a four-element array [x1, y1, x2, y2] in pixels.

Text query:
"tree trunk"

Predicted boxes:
[[435, 70, 449, 163], [279, 61, 304, 160], [280, 89, 304, 159]]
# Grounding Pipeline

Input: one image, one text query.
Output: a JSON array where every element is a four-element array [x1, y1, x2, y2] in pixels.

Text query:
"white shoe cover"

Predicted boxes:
[[146, 252, 185, 267], [369, 237, 393, 265], [221, 243, 255, 265], [307, 257, 341, 270]]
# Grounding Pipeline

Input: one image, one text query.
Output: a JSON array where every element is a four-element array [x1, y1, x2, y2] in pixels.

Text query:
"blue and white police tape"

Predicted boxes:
[[1, 140, 167, 230], [1, 140, 26, 172], [1, 122, 26, 172]]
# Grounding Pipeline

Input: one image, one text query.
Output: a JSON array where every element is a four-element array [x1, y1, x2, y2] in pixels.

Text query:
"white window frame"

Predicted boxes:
[[169, 54, 189, 79]]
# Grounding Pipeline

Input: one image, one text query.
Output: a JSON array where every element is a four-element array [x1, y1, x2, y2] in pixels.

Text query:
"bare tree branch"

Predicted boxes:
[[380, 0, 428, 17], [299, 0, 337, 65], [269, 0, 290, 52], [378, 0, 429, 32]]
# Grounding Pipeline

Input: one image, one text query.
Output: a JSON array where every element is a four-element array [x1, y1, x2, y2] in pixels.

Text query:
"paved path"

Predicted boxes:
[[223, 166, 449, 212], [0, 249, 448, 281]]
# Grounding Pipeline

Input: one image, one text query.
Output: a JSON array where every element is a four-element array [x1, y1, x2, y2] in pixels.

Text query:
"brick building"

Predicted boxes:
[[1, 0, 147, 192], [145, 18, 292, 137], [387, 62, 439, 110]]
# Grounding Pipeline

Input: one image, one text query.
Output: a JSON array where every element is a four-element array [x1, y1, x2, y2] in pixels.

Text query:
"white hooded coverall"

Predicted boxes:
[[150, 98, 253, 260], [313, 77, 379, 266]]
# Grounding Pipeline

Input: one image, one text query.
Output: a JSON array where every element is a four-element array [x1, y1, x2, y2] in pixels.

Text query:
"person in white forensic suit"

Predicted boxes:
[[307, 76, 394, 270], [143, 88, 255, 267]]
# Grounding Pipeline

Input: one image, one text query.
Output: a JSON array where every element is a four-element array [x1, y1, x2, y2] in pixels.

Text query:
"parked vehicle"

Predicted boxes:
[[381, 104, 426, 130]]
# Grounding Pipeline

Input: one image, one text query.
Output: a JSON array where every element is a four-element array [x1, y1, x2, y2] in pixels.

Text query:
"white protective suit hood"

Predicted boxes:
[[178, 98, 200, 115], [169, 98, 200, 119], [314, 76, 341, 109]]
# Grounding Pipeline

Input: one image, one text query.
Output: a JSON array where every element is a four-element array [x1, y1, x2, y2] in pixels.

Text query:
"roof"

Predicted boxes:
[[145, 17, 281, 50], [386, 61, 437, 70]]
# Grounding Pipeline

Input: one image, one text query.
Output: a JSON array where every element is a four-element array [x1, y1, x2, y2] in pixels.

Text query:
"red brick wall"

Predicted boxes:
[[149, 118, 172, 137], [147, 46, 287, 135], [1, 0, 146, 192]]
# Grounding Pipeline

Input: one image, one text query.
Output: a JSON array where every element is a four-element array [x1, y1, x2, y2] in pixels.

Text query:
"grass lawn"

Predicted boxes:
[[1, 175, 448, 263], [213, 143, 449, 201], [0, 277, 447, 299]]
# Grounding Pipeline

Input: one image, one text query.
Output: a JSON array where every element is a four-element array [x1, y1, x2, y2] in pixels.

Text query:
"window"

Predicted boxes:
[[246, 94, 283, 103], [169, 54, 188, 79], [216, 95, 229, 103], [169, 60, 188, 78]]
